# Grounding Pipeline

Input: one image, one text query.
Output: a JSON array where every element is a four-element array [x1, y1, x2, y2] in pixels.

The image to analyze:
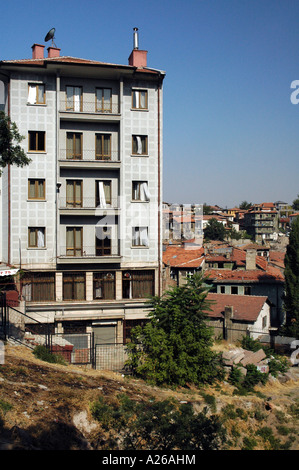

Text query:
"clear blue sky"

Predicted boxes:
[[1, 0, 299, 208]]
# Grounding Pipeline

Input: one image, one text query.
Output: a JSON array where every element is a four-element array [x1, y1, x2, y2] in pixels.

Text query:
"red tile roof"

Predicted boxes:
[[163, 245, 204, 268], [205, 293, 269, 322], [205, 265, 284, 282]]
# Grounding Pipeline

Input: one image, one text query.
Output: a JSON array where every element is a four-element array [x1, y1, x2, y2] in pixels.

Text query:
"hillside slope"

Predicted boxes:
[[0, 343, 298, 450]]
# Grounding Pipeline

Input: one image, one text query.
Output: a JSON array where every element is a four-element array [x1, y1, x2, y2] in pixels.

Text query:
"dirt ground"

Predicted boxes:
[[0, 343, 298, 450]]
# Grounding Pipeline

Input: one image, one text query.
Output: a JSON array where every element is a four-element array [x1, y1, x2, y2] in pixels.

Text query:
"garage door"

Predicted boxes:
[[93, 325, 116, 345]]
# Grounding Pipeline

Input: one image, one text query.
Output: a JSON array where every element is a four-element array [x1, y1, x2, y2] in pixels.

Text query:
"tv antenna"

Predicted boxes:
[[44, 28, 57, 47]]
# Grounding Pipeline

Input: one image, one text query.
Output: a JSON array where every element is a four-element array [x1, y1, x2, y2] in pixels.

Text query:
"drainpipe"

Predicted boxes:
[[7, 80, 11, 265], [157, 79, 161, 297]]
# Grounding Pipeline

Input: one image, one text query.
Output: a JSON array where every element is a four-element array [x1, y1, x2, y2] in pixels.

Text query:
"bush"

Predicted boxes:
[[90, 394, 227, 450], [33, 345, 67, 365]]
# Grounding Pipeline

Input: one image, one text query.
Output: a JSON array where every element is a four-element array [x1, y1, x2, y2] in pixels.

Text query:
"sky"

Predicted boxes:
[[1, 0, 299, 208]]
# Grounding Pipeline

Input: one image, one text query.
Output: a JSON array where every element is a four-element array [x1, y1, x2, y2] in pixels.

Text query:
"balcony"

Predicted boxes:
[[57, 245, 121, 264], [59, 197, 120, 216], [59, 99, 120, 122], [59, 150, 120, 169]]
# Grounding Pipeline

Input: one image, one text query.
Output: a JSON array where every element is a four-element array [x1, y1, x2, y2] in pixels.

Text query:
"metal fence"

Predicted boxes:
[[94, 343, 127, 372], [49, 333, 93, 365]]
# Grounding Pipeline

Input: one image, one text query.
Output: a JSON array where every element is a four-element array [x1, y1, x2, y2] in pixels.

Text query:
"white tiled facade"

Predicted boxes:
[[0, 38, 165, 342]]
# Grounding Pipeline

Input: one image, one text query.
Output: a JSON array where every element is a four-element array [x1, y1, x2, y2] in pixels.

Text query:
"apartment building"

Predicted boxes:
[[243, 203, 279, 243], [0, 29, 165, 343]]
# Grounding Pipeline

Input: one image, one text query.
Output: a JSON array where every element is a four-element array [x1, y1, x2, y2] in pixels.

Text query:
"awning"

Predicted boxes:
[[0, 268, 19, 277]]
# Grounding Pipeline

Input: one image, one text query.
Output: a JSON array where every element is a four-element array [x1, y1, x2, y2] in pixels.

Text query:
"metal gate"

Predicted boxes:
[[0, 292, 8, 340], [94, 343, 127, 371]]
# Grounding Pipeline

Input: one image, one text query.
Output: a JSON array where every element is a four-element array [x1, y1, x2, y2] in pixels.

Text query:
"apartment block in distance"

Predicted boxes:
[[0, 28, 165, 345]]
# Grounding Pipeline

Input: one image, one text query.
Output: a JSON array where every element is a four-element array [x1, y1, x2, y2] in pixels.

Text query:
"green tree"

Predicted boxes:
[[204, 218, 226, 241], [126, 273, 223, 386], [239, 201, 252, 210], [283, 215, 299, 338], [292, 194, 299, 212], [0, 111, 31, 175]]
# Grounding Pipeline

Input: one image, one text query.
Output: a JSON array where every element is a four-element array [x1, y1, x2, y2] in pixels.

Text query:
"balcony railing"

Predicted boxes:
[[59, 149, 120, 162], [59, 197, 120, 210], [60, 100, 120, 115], [58, 246, 120, 258]]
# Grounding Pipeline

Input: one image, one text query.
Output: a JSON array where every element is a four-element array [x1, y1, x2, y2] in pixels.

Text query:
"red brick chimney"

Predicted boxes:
[[128, 28, 147, 68], [47, 46, 61, 58], [32, 44, 45, 59]]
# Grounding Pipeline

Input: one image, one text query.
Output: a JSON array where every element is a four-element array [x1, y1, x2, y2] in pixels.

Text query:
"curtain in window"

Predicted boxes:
[[29, 181, 36, 199], [37, 229, 45, 248], [133, 90, 139, 108], [140, 227, 149, 247], [74, 87, 81, 112], [132, 227, 139, 246], [103, 89, 111, 111], [37, 85, 44, 104], [140, 91, 146, 108], [29, 229, 36, 247], [136, 136, 142, 154], [37, 180, 44, 199], [98, 182, 106, 208], [28, 85, 36, 104], [141, 182, 150, 201], [66, 87, 73, 110]]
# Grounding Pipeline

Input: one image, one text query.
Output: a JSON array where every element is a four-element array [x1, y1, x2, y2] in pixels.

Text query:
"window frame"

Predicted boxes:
[[93, 271, 115, 300], [66, 179, 83, 208], [96, 180, 112, 207], [22, 272, 55, 302], [65, 85, 83, 112], [28, 131, 46, 152], [28, 227, 46, 248], [95, 87, 112, 113], [132, 181, 150, 201], [132, 226, 149, 247], [132, 135, 148, 155], [131, 89, 148, 110], [95, 133, 111, 160], [66, 227, 83, 256], [28, 83, 46, 105], [66, 132, 82, 160], [122, 270, 155, 299], [95, 226, 112, 256], [28, 179, 46, 200], [63, 272, 86, 301]]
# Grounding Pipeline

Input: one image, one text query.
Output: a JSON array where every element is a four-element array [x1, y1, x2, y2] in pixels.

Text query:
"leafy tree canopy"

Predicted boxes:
[[283, 215, 299, 338], [0, 111, 31, 175], [204, 218, 226, 241], [126, 273, 223, 387], [239, 201, 252, 210], [292, 194, 299, 212]]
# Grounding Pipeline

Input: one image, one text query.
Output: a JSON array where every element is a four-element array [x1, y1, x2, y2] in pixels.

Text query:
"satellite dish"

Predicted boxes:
[[44, 28, 57, 47]]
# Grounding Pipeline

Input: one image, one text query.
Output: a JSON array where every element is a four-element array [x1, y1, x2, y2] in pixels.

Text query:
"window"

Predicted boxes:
[[96, 181, 111, 208], [132, 181, 150, 201], [244, 286, 251, 295], [132, 227, 149, 247], [28, 83, 45, 105], [95, 134, 111, 160], [231, 286, 238, 295], [66, 86, 82, 112], [93, 272, 115, 300], [132, 89, 148, 110], [22, 272, 55, 302], [28, 227, 45, 248], [96, 88, 112, 113], [122, 270, 154, 299], [28, 131, 45, 152], [262, 316, 267, 329], [66, 132, 82, 160], [66, 180, 82, 208], [28, 179, 45, 200], [63, 272, 85, 301], [66, 227, 82, 256], [132, 135, 148, 155], [220, 286, 226, 294], [95, 226, 112, 256]]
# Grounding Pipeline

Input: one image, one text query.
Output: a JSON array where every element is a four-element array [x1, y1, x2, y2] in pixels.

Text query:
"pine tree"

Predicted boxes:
[[126, 273, 223, 386], [283, 215, 299, 338]]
